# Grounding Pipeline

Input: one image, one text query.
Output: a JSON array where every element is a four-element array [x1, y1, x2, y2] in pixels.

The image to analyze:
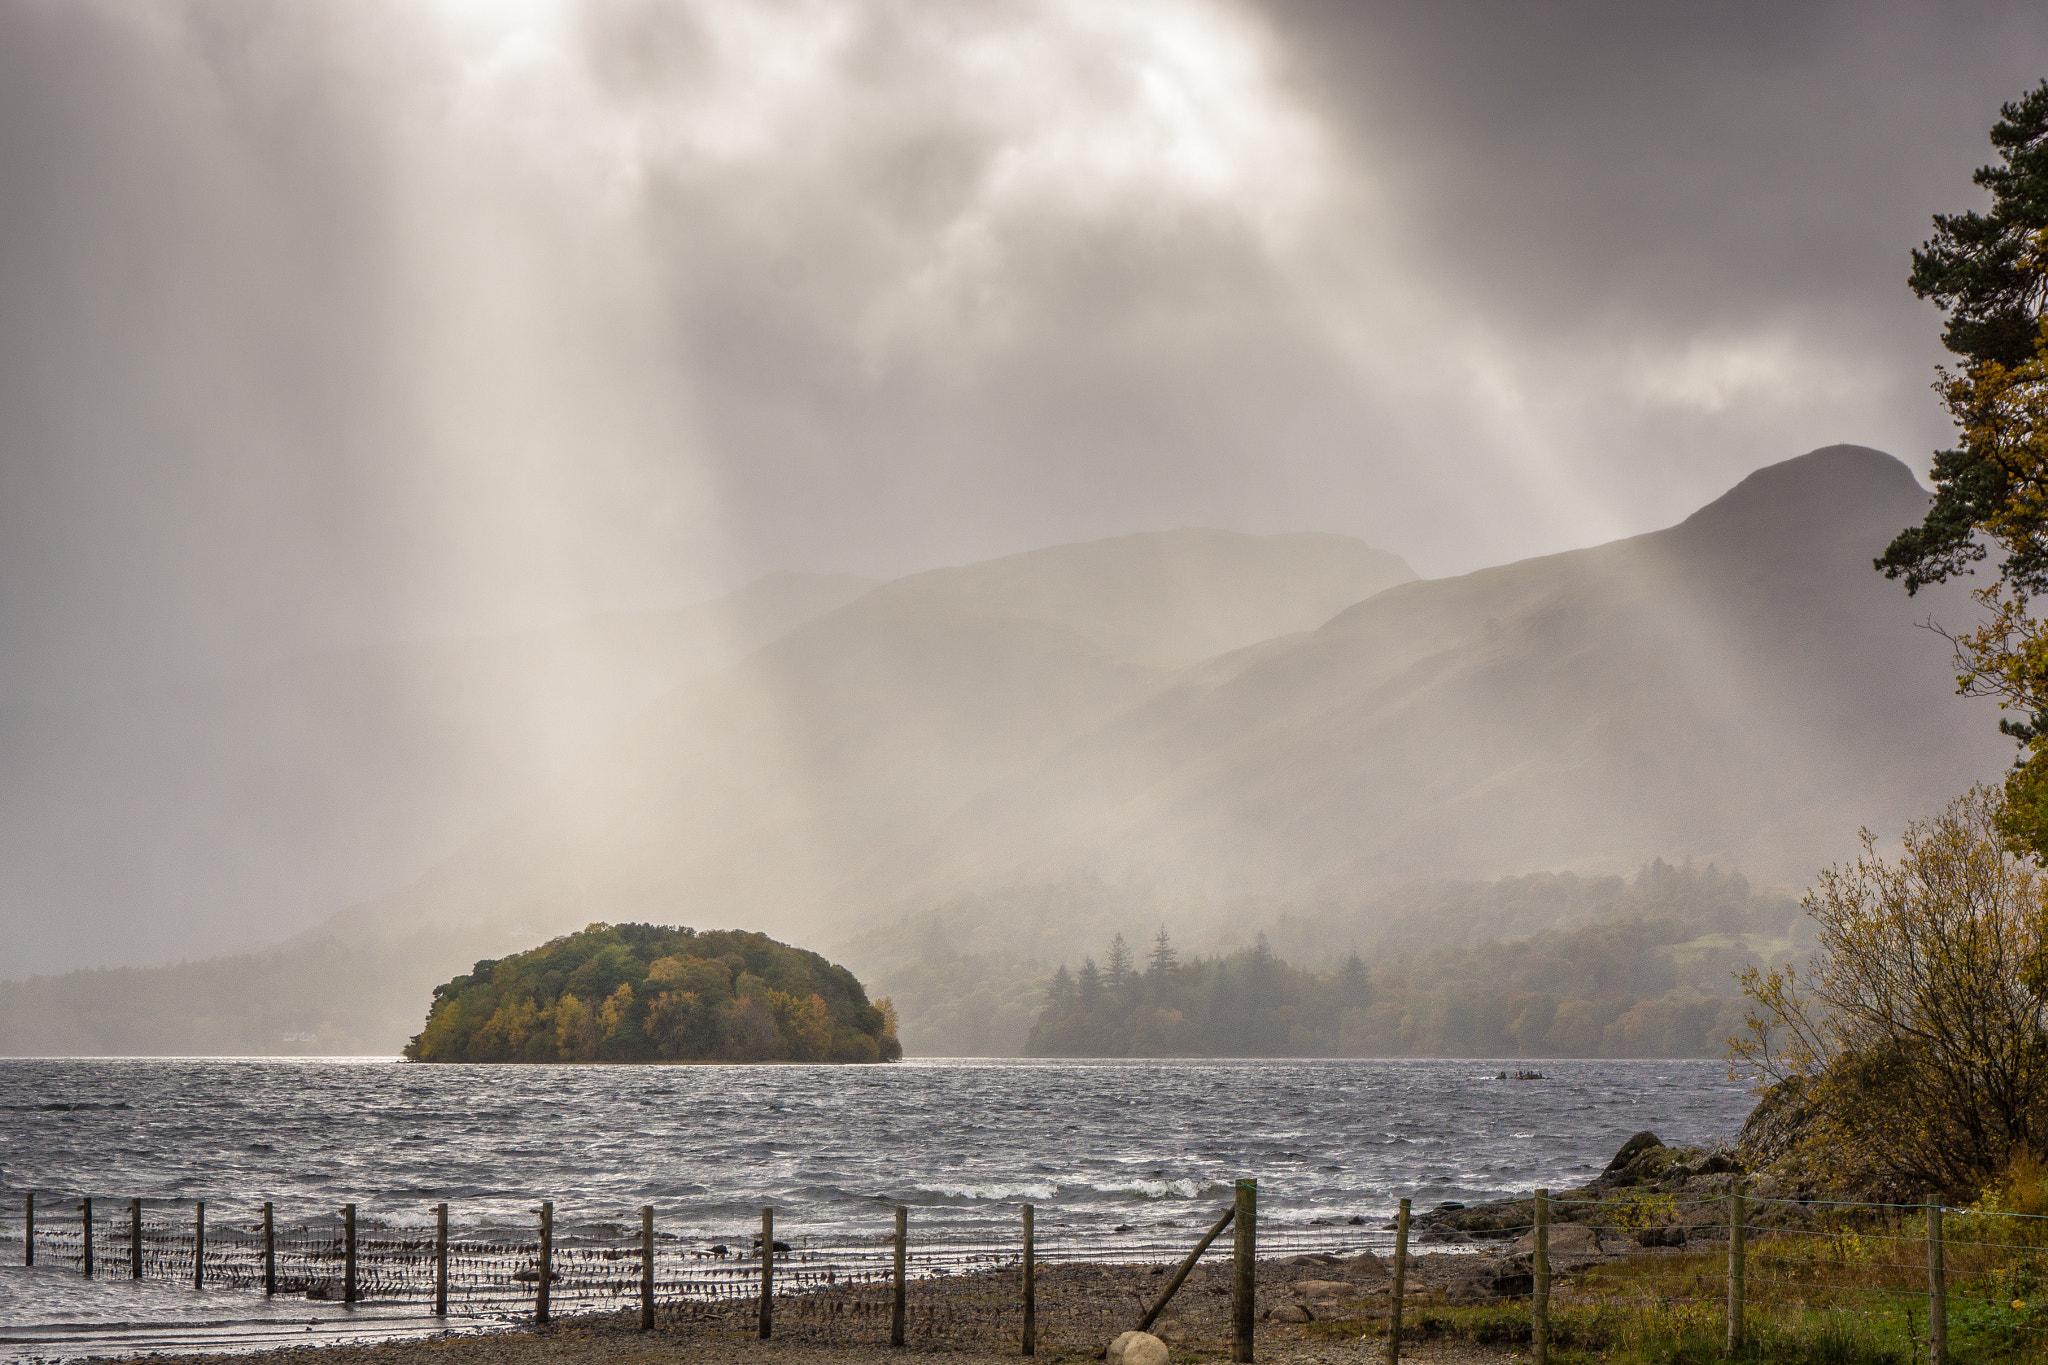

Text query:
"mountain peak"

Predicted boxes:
[[1678, 445, 1926, 541]]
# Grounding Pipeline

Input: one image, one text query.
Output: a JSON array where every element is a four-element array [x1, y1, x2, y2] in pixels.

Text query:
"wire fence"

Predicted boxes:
[[24, 1183, 2041, 1360], [1391, 1187, 2048, 1365], [0, 1183, 1299, 1357]]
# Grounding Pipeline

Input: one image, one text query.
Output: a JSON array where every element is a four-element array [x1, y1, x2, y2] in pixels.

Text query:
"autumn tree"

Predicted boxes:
[[1732, 788, 2048, 1198], [1879, 81, 2048, 853]]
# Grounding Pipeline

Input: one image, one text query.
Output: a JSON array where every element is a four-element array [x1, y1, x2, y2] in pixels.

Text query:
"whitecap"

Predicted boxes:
[[910, 1181, 1058, 1202]]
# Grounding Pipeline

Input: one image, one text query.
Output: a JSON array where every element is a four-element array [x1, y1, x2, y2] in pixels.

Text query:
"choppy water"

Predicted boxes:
[[0, 1056, 1753, 1359]]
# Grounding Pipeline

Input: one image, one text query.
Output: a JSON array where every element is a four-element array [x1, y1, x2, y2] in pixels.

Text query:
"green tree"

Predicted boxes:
[[1879, 81, 2048, 853], [1147, 926, 1178, 979], [1076, 958, 1101, 1008], [1906, 80, 2048, 376], [1105, 934, 1133, 993]]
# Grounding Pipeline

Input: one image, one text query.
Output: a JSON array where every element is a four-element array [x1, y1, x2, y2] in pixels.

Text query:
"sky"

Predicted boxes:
[[2, 0, 2047, 702]]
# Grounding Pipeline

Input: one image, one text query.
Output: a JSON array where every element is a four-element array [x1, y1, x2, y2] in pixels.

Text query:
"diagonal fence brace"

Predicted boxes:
[[1137, 1203, 1236, 1332]]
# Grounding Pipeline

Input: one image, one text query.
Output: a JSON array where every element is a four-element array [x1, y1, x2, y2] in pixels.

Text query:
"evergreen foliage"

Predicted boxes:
[[1876, 80, 2048, 857], [403, 922, 901, 1064], [1908, 80, 2048, 372], [1882, 80, 2048, 596], [1025, 877, 1781, 1059]]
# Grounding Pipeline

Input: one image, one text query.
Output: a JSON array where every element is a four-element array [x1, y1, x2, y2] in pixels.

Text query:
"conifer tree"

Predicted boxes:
[[1878, 80, 2048, 854], [1105, 934, 1133, 992], [1147, 926, 1178, 978]]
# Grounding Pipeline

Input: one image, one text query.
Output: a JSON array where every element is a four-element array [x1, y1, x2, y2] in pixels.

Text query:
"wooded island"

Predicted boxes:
[[404, 923, 901, 1063]]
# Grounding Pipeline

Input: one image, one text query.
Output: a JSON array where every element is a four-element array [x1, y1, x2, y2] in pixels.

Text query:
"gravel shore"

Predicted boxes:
[[90, 1313, 1512, 1365], [82, 1254, 1524, 1365]]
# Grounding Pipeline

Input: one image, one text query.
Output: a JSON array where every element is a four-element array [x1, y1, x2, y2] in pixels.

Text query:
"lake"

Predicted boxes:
[[0, 1055, 1755, 1359]]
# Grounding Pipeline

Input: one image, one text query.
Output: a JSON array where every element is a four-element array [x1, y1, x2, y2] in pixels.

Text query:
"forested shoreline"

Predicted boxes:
[[1025, 865, 1782, 1058]]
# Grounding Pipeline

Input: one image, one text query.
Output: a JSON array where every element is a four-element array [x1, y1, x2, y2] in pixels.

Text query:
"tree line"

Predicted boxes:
[[1026, 878, 1770, 1060]]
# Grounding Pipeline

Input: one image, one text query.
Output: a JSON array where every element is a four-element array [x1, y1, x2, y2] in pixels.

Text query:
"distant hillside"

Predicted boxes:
[[323, 529, 1418, 955], [0, 572, 874, 976], [0, 930, 494, 1056], [886, 445, 2007, 901], [0, 529, 1412, 1054], [847, 860, 1802, 1057], [865, 530, 1414, 667], [361, 445, 1994, 960], [1026, 907, 1767, 1060], [406, 923, 899, 1064], [1, 453, 2014, 1057]]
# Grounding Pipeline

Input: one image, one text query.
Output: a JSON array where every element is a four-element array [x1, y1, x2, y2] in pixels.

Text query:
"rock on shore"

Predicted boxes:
[[1415, 1130, 1748, 1254]]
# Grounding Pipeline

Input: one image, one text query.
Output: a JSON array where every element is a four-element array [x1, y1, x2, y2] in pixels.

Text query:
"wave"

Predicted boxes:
[[1087, 1178, 1218, 1200], [908, 1181, 1058, 1203]]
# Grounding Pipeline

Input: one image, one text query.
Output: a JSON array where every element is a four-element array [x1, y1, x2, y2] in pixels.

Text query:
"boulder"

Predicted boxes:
[[1107, 1331, 1170, 1365], [1605, 1131, 1665, 1173], [1480, 1258, 1535, 1299], [1445, 1272, 1499, 1305], [1341, 1250, 1386, 1278], [1267, 1304, 1314, 1323], [1292, 1279, 1355, 1301], [1514, 1222, 1603, 1256]]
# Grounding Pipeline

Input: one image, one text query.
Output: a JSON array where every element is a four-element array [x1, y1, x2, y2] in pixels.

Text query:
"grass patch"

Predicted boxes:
[[1324, 1301, 1916, 1365]]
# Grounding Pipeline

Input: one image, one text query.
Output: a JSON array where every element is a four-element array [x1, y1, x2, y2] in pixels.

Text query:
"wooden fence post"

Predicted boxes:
[[1533, 1189, 1550, 1365], [262, 1203, 274, 1296], [132, 1198, 144, 1281], [537, 1202, 552, 1326], [1724, 1185, 1744, 1356], [1233, 1179, 1258, 1365], [434, 1204, 448, 1317], [24, 1192, 32, 1266], [1929, 1200, 1947, 1365], [1022, 1204, 1036, 1358], [757, 1207, 772, 1340], [640, 1205, 654, 1331], [892, 1205, 908, 1348], [344, 1204, 358, 1306], [1387, 1197, 1411, 1365], [194, 1202, 205, 1290], [82, 1197, 93, 1278]]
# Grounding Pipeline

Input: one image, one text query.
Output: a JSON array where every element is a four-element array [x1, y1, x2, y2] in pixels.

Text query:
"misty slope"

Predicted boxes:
[[889, 445, 2010, 899], [0, 531, 1413, 1054], [6, 453, 2010, 1057], [318, 451, 2003, 964], [331, 530, 1417, 952], [0, 572, 874, 975]]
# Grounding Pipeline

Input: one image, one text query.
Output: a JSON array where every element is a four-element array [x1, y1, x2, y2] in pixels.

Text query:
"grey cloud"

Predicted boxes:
[[8, 0, 2048, 705], [5, 0, 2048, 975]]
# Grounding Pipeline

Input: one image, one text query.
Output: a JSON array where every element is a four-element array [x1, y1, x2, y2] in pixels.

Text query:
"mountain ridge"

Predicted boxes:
[[0, 449, 2011, 1055]]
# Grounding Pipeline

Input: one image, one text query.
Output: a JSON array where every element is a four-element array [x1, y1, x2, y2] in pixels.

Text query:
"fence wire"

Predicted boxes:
[[0, 1194, 1336, 1352], [20, 1188, 2048, 1356]]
